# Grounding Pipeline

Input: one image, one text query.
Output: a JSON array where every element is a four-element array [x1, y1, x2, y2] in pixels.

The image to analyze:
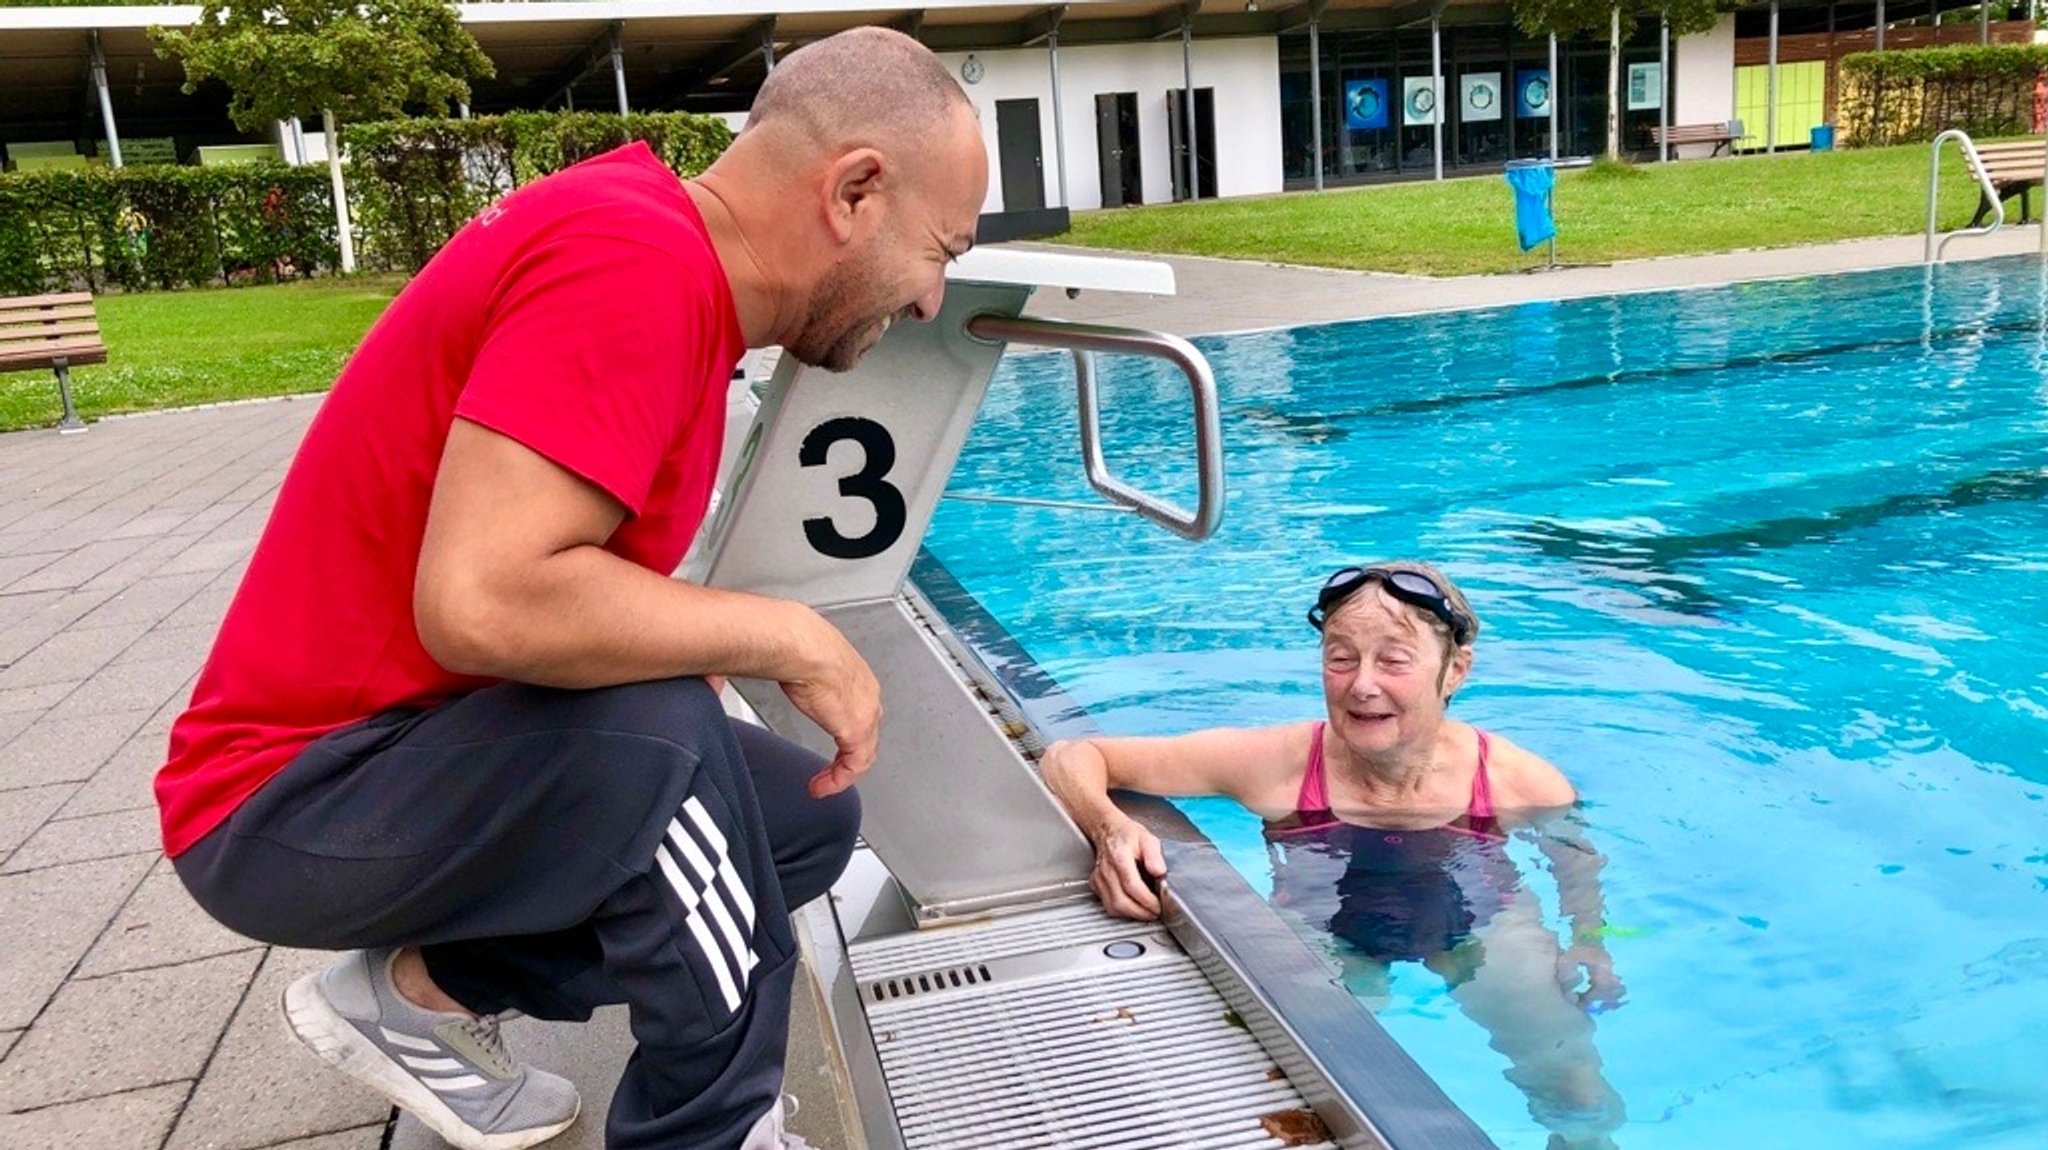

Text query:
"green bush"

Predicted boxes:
[[345, 110, 732, 271], [0, 164, 338, 294], [1840, 44, 2048, 146], [0, 111, 729, 294]]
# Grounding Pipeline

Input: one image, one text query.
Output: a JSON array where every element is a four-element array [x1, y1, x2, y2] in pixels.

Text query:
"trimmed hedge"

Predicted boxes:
[[0, 110, 731, 293], [346, 110, 733, 271], [1840, 44, 2048, 146], [0, 164, 338, 294]]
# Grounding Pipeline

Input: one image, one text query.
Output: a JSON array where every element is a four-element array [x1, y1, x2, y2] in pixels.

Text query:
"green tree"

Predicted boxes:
[[1512, 0, 1725, 158], [153, 0, 494, 272]]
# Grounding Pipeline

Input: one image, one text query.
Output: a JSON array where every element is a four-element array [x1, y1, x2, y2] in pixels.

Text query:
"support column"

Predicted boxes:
[[1767, 0, 1779, 154], [1549, 33, 1559, 161], [89, 30, 123, 168], [1048, 27, 1069, 208], [762, 30, 776, 71], [1606, 5, 1621, 159], [1310, 6, 1324, 191], [611, 27, 629, 115], [1658, 16, 1670, 161], [323, 107, 355, 274], [1182, 13, 1199, 200], [1430, 14, 1444, 180], [1876, 0, 1886, 51], [1980, 0, 1990, 44]]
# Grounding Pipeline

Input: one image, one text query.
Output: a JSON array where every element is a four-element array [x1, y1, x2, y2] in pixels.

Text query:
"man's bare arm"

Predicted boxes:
[[415, 419, 879, 794]]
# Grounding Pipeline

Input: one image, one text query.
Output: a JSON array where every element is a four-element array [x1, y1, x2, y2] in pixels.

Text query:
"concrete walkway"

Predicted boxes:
[[0, 230, 2036, 1149]]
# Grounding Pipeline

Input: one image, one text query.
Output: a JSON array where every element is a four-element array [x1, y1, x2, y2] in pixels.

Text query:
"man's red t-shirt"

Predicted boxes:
[[157, 143, 744, 858]]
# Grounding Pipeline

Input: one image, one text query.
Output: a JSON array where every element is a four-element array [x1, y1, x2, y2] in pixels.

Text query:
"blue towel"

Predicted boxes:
[[1504, 165, 1557, 252]]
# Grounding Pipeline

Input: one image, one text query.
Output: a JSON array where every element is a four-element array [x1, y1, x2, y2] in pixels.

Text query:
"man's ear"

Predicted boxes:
[[822, 148, 887, 243]]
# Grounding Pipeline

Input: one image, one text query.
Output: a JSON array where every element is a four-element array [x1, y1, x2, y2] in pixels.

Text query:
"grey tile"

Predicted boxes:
[[0, 589, 121, 662], [70, 571, 213, 632], [167, 948, 393, 1150], [106, 509, 204, 540], [0, 709, 33, 752], [161, 584, 237, 633], [83, 533, 213, 592], [58, 736, 166, 819], [112, 623, 218, 669], [78, 870, 258, 978], [0, 949, 262, 1110], [0, 1028, 17, 1060], [0, 709, 154, 791], [2, 807, 160, 873], [56, 658, 197, 720], [0, 853, 155, 1029], [0, 783, 74, 859], [0, 551, 62, 592], [162, 502, 245, 539], [0, 681, 76, 714], [256, 1126, 391, 1150], [0, 625, 138, 690], [0, 1081, 189, 1150], [6, 538, 154, 595], [0, 588, 68, 624], [154, 537, 258, 579]]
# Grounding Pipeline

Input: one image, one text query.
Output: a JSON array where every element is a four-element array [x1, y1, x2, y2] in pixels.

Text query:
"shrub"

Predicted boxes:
[[1840, 44, 2048, 146], [345, 110, 732, 270], [0, 164, 337, 294]]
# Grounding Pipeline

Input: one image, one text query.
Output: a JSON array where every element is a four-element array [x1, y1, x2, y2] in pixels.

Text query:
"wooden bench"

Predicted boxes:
[[0, 293, 105, 433], [1964, 139, 2047, 227], [1650, 122, 1740, 158]]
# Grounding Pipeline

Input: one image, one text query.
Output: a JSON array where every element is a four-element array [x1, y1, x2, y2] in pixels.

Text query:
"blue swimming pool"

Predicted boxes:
[[922, 256, 2048, 1150]]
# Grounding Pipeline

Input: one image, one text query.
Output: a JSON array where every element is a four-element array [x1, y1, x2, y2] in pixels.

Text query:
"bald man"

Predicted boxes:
[[158, 28, 988, 1150]]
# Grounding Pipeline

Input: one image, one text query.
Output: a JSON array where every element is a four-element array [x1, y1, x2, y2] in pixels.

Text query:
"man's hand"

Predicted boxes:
[[1091, 817, 1167, 921], [776, 609, 882, 797]]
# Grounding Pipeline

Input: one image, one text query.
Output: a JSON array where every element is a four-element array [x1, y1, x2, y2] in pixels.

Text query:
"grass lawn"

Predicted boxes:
[[0, 275, 405, 432], [1057, 140, 2016, 275]]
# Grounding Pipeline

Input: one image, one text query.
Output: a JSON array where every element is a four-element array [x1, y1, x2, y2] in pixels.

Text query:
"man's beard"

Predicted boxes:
[[789, 258, 885, 373]]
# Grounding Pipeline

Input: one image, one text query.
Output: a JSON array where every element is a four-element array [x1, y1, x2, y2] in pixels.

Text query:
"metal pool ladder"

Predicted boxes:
[[1923, 128, 2044, 262], [688, 247, 1498, 1150]]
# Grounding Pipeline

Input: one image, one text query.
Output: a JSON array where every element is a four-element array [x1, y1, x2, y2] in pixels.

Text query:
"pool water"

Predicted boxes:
[[922, 256, 2048, 1150]]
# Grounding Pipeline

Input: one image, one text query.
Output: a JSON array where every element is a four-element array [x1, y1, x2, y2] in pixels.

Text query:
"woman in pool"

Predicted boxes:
[[1041, 560, 1628, 1150]]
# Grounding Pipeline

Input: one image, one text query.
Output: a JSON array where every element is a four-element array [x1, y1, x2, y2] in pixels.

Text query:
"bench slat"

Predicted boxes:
[[0, 322, 102, 343], [0, 305, 98, 326], [0, 335, 107, 357], [0, 292, 94, 312], [0, 347, 109, 371]]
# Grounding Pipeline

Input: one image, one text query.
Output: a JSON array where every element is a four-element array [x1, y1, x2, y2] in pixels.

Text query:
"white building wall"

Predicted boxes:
[[933, 37, 1282, 213], [1673, 14, 1737, 158]]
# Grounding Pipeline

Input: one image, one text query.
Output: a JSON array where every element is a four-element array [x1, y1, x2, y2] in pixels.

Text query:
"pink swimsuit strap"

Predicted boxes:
[[1293, 721, 1496, 819]]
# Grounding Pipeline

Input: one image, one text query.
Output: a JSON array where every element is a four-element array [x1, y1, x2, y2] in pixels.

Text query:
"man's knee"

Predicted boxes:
[[781, 785, 860, 910]]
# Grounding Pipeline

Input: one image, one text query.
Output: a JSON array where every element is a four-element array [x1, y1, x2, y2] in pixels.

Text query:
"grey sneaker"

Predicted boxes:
[[739, 1094, 817, 1150], [283, 949, 580, 1150]]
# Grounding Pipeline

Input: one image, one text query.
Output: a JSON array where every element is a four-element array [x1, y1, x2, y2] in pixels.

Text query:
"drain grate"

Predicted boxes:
[[866, 962, 997, 1004], [849, 906, 1339, 1150]]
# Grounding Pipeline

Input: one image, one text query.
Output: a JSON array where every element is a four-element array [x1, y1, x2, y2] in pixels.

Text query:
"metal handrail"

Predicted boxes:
[[965, 313, 1225, 541], [1927, 128, 2003, 262]]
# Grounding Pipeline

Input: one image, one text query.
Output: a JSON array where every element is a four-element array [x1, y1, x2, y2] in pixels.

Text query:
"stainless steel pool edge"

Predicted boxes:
[[1155, 828, 1499, 1150]]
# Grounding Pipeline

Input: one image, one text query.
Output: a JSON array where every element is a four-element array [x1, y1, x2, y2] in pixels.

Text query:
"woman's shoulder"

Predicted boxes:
[[1203, 720, 1320, 813], [1474, 726, 1578, 807]]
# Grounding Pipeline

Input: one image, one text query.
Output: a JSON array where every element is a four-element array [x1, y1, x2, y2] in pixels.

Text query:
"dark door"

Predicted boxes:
[[1095, 92, 1142, 207], [996, 98, 1045, 213], [1167, 87, 1218, 201]]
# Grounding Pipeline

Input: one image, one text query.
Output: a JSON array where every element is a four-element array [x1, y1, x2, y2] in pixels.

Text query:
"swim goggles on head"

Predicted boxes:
[[1309, 566, 1473, 644]]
